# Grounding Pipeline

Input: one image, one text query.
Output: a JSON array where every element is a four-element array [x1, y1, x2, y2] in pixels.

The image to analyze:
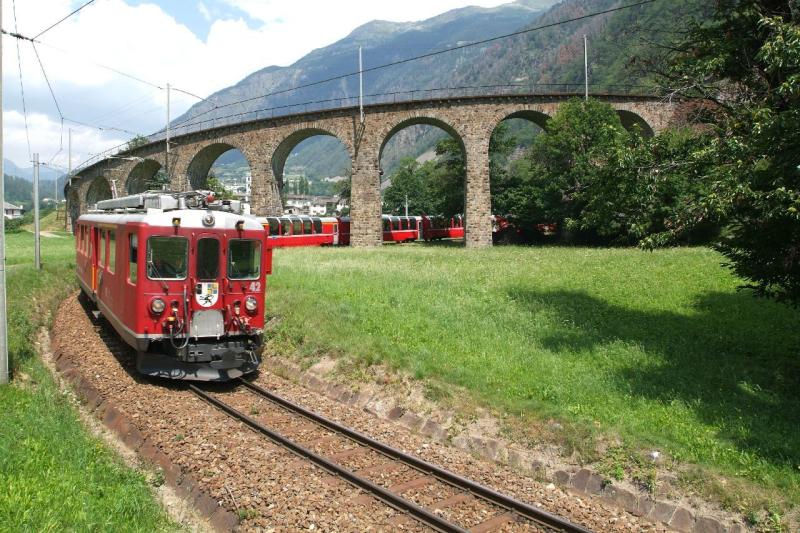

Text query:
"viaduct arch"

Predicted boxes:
[[67, 93, 681, 247]]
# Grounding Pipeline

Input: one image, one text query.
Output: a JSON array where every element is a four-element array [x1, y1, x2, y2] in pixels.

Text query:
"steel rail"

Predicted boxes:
[[239, 378, 595, 533], [188, 384, 468, 533]]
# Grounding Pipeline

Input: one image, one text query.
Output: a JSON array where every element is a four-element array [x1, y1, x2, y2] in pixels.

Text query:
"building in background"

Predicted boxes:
[[284, 195, 344, 216], [3, 202, 23, 219]]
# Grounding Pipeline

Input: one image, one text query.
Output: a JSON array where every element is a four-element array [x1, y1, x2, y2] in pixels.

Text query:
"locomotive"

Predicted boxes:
[[75, 191, 272, 381]]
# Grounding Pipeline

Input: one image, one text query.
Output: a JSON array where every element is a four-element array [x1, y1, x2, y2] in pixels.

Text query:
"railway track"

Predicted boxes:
[[190, 379, 595, 533]]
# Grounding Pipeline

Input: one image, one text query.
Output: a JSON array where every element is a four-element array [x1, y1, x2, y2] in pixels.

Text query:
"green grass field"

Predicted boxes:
[[0, 232, 175, 532], [267, 245, 800, 516]]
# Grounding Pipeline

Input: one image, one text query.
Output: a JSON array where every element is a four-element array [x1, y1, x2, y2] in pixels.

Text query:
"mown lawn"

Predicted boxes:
[[267, 245, 800, 511], [0, 232, 175, 532]]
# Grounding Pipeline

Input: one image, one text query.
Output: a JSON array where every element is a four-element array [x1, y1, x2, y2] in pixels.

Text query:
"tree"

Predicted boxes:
[[206, 173, 235, 200], [333, 173, 351, 201], [493, 98, 630, 241], [125, 135, 149, 151], [650, 0, 800, 304], [383, 158, 436, 215], [146, 170, 170, 191], [579, 128, 717, 244]]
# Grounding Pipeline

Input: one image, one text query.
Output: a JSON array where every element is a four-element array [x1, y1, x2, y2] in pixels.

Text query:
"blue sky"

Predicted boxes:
[[125, 1, 258, 38]]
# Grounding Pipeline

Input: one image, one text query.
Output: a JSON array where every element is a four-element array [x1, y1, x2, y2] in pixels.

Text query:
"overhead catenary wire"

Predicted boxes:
[[171, 0, 661, 129], [10, 0, 31, 162], [31, 41, 67, 163], [32, 0, 97, 40]]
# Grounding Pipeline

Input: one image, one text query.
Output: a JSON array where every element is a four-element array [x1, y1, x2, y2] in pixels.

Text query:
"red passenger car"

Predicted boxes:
[[258, 215, 338, 247], [421, 215, 464, 241], [75, 191, 272, 381], [382, 215, 421, 243]]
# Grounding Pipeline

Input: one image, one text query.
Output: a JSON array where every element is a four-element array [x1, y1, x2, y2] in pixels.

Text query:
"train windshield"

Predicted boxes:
[[196, 238, 220, 280], [147, 236, 188, 280], [228, 239, 261, 280]]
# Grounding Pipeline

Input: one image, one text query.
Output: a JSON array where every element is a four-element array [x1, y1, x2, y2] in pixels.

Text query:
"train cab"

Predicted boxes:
[[75, 191, 272, 381]]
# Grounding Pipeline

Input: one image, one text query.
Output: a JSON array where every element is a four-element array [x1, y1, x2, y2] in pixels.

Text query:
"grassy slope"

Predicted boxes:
[[266, 245, 800, 508], [0, 233, 175, 532]]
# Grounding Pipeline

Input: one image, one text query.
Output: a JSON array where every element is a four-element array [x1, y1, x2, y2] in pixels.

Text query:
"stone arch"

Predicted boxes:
[[378, 116, 466, 169], [186, 142, 252, 190], [271, 127, 352, 190], [85, 176, 112, 206], [616, 110, 655, 137], [376, 114, 470, 232], [495, 109, 551, 132], [126, 159, 164, 194]]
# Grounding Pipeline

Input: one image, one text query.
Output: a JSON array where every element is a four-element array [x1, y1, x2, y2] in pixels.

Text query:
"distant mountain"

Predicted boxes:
[[175, 1, 555, 129], [4, 158, 64, 182], [184, 0, 709, 183]]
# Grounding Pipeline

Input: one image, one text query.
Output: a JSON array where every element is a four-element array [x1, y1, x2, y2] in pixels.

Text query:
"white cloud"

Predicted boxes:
[[1, 0, 512, 170], [4, 110, 125, 171]]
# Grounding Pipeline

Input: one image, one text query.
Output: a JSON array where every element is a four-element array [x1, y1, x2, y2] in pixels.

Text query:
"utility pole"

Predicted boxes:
[[0, 0, 10, 385], [33, 153, 41, 270], [165, 83, 171, 182], [405, 195, 409, 217], [358, 47, 364, 125], [583, 34, 589, 101]]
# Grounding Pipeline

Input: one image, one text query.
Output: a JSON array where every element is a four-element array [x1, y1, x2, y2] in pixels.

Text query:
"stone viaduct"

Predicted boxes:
[[67, 93, 681, 247]]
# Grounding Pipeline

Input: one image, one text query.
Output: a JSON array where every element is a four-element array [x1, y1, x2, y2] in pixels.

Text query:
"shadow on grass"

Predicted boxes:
[[508, 287, 800, 471]]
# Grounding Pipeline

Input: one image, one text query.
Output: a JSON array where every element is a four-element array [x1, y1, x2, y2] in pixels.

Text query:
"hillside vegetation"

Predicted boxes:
[[175, 0, 710, 184]]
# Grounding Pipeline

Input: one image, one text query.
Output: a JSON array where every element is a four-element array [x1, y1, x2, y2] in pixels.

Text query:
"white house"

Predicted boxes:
[[284, 195, 343, 216], [3, 202, 23, 220]]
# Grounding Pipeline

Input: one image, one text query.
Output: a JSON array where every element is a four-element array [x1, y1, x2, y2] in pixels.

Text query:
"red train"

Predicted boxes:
[[75, 191, 272, 381], [257, 214, 464, 248]]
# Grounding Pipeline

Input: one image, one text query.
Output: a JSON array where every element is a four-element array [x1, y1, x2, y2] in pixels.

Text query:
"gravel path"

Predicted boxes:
[[53, 293, 669, 532]]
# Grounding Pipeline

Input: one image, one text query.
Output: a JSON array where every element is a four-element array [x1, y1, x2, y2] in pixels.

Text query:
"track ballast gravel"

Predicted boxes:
[[52, 293, 668, 532]]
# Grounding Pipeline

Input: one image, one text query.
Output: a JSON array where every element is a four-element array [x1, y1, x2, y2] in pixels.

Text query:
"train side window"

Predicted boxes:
[[281, 219, 291, 235], [99, 230, 106, 267], [293, 220, 302, 234], [196, 238, 220, 280], [383, 218, 390, 231], [268, 218, 279, 236], [88, 228, 93, 260], [313, 219, 322, 234], [303, 219, 312, 233], [108, 231, 116, 273], [228, 239, 261, 280], [128, 234, 138, 284], [147, 236, 188, 280]]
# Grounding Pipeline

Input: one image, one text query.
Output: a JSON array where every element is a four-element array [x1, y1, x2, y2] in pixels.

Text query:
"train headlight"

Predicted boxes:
[[245, 296, 258, 313], [150, 298, 166, 314]]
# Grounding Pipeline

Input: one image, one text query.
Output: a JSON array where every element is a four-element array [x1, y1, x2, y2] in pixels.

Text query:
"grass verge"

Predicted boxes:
[[265, 245, 800, 523], [0, 232, 176, 532]]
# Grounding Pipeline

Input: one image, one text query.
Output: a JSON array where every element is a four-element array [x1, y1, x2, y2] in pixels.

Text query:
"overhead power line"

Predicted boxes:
[[11, 0, 31, 162], [33, 0, 97, 40], [173, 0, 661, 129]]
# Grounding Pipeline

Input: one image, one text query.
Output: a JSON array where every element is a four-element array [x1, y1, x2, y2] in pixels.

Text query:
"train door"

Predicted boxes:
[[192, 235, 224, 338], [90, 226, 99, 293]]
